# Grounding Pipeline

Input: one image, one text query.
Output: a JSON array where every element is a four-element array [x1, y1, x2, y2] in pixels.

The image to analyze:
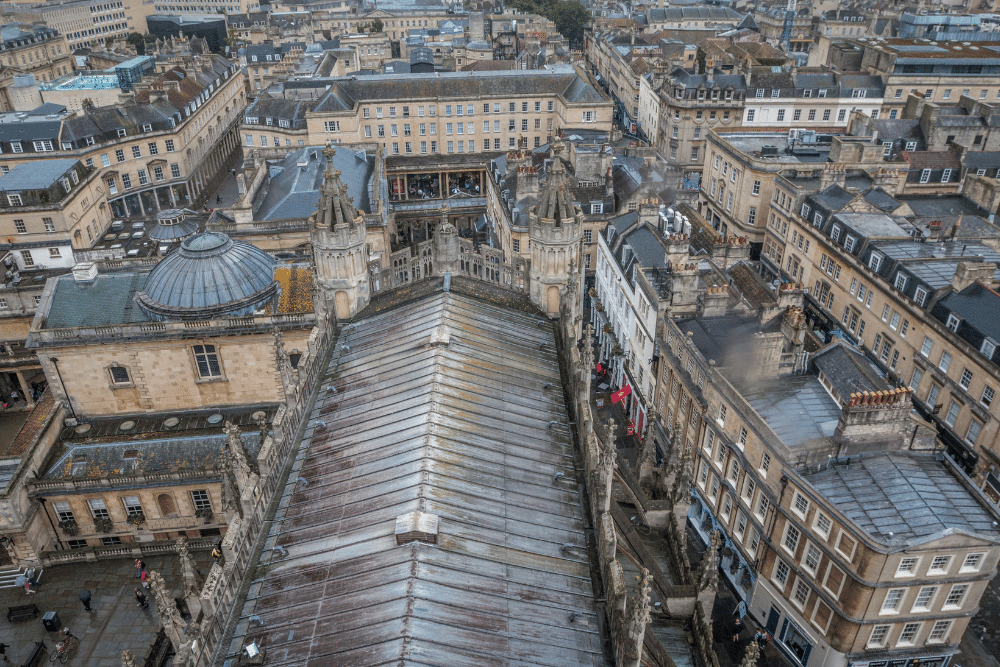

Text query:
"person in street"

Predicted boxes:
[[140, 569, 150, 589], [80, 592, 92, 611], [0, 641, 9, 662], [212, 544, 223, 563], [732, 617, 743, 643], [23, 580, 35, 595], [216, 195, 222, 204], [135, 588, 148, 609], [755, 631, 769, 651], [134, 559, 145, 578]]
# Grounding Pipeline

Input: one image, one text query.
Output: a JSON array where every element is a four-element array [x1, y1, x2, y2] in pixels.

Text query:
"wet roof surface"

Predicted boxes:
[[245, 290, 602, 666], [804, 454, 1000, 543], [739, 374, 841, 447]]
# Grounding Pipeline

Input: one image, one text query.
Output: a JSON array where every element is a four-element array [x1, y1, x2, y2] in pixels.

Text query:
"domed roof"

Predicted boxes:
[[135, 232, 278, 321]]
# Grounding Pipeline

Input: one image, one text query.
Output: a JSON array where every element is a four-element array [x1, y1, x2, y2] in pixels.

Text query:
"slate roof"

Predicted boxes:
[[935, 282, 1000, 342], [803, 453, 1000, 544], [862, 187, 901, 212], [245, 95, 317, 129], [237, 290, 602, 666], [964, 152, 1000, 169], [254, 146, 374, 221], [811, 185, 854, 211], [0, 159, 78, 190], [870, 118, 922, 140], [313, 71, 606, 112], [44, 431, 263, 480], [811, 341, 889, 401]]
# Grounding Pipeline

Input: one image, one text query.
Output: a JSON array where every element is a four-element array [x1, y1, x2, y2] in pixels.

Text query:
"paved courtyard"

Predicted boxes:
[[0, 551, 212, 666]]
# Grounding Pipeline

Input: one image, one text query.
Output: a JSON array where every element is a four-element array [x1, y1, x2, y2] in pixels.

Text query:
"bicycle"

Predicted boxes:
[[50, 636, 77, 663]]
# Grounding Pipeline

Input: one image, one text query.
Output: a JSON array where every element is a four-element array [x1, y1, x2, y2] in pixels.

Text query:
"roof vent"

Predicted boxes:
[[72, 262, 98, 283], [395, 511, 439, 545]]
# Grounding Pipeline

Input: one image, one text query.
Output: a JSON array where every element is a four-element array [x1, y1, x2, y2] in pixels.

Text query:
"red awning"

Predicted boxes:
[[611, 384, 632, 405]]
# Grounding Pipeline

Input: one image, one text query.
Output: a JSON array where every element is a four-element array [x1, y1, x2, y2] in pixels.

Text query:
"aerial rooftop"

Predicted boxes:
[[233, 289, 602, 666], [803, 453, 1000, 545]]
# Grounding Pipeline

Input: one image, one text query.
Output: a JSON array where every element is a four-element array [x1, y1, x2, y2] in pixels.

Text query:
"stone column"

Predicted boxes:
[[14, 370, 33, 409], [177, 537, 204, 621]]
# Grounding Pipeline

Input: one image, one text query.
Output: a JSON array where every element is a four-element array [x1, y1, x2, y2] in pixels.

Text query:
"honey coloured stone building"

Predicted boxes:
[[0, 231, 326, 565]]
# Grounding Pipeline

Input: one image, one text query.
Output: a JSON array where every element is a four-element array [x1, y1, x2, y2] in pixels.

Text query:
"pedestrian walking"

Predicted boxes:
[[212, 545, 222, 563], [732, 617, 743, 643], [755, 631, 769, 651], [135, 588, 148, 609], [0, 641, 9, 663], [216, 195, 222, 204], [10, 390, 18, 403], [134, 559, 145, 578], [23, 580, 35, 595], [79, 590, 92, 611], [140, 570, 150, 589]]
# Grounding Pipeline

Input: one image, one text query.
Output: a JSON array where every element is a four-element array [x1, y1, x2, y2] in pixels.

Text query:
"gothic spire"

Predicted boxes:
[[320, 144, 358, 228], [536, 137, 577, 225]]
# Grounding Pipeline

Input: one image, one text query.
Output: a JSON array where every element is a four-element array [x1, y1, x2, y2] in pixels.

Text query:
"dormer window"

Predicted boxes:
[[869, 252, 883, 272], [946, 314, 961, 332], [983, 339, 997, 359], [803, 89, 812, 98], [818, 89, 827, 98], [117, 128, 126, 138], [141, 123, 152, 132]]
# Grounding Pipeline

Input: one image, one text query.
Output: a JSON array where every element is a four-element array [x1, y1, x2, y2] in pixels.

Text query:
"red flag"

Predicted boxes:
[[610, 385, 632, 405]]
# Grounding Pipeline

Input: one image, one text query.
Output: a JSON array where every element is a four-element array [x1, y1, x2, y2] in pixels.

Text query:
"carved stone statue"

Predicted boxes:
[[739, 637, 761, 667], [149, 570, 185, 649], [121, 650, 138, 667]]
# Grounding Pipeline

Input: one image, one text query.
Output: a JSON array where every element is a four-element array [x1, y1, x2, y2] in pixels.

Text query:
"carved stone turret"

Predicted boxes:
[[528, 138, 585, 318], [310, 144, 370, 320], [121, 651, 138, 667], [177, 537, 205, 620], [433, 206, 460, 274], [149, 570, 185, 650], [617, 568, 652, 667]]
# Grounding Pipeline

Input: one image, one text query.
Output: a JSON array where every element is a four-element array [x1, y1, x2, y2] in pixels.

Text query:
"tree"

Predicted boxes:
[[126, 32, 146, 55], [370, 18, 384, 33], [507, 0, 590, 48]]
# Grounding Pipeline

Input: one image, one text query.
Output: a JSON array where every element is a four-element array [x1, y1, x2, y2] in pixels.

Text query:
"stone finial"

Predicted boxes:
[[176, 537, 204, 602], [149, 570, 185, 648], [605, 417, 618, 454], [698, 530, 721, 592], [121, 651, 138, 667], [640, 408, 658, 465]]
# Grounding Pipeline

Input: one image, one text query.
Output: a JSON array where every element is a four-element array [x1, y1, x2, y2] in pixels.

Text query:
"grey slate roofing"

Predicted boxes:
[[935, 282, 1000, 341], [46, 271, 152, 328], [44, 431, 263, 480], [869, 118, 922, 140], [811, 341, 889, 401], [135, 232, 277, 320], [669, 67, 746, 89], [312, 70, 606, 112], [237, 290, 602, 666], [244, 95, 317, 129], [963, 152, 1000, 169], [27, 103, 66, 116], [803, 454, 1000, 544], [0, 117, 61, 144], [0, 159, 78, 190], [862, 187, 900, 212], [811, 185, 854, 211], [254, 146, 374, 221]]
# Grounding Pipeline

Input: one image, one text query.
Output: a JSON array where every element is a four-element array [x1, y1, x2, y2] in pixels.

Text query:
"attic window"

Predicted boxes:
[[141, 123, 152, 132], [117, 128, 126, 138]]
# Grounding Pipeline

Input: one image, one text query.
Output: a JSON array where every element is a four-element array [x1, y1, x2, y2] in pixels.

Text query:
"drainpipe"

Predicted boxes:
[[48, 357, 76, 420], [37, 498, 64, 551]]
